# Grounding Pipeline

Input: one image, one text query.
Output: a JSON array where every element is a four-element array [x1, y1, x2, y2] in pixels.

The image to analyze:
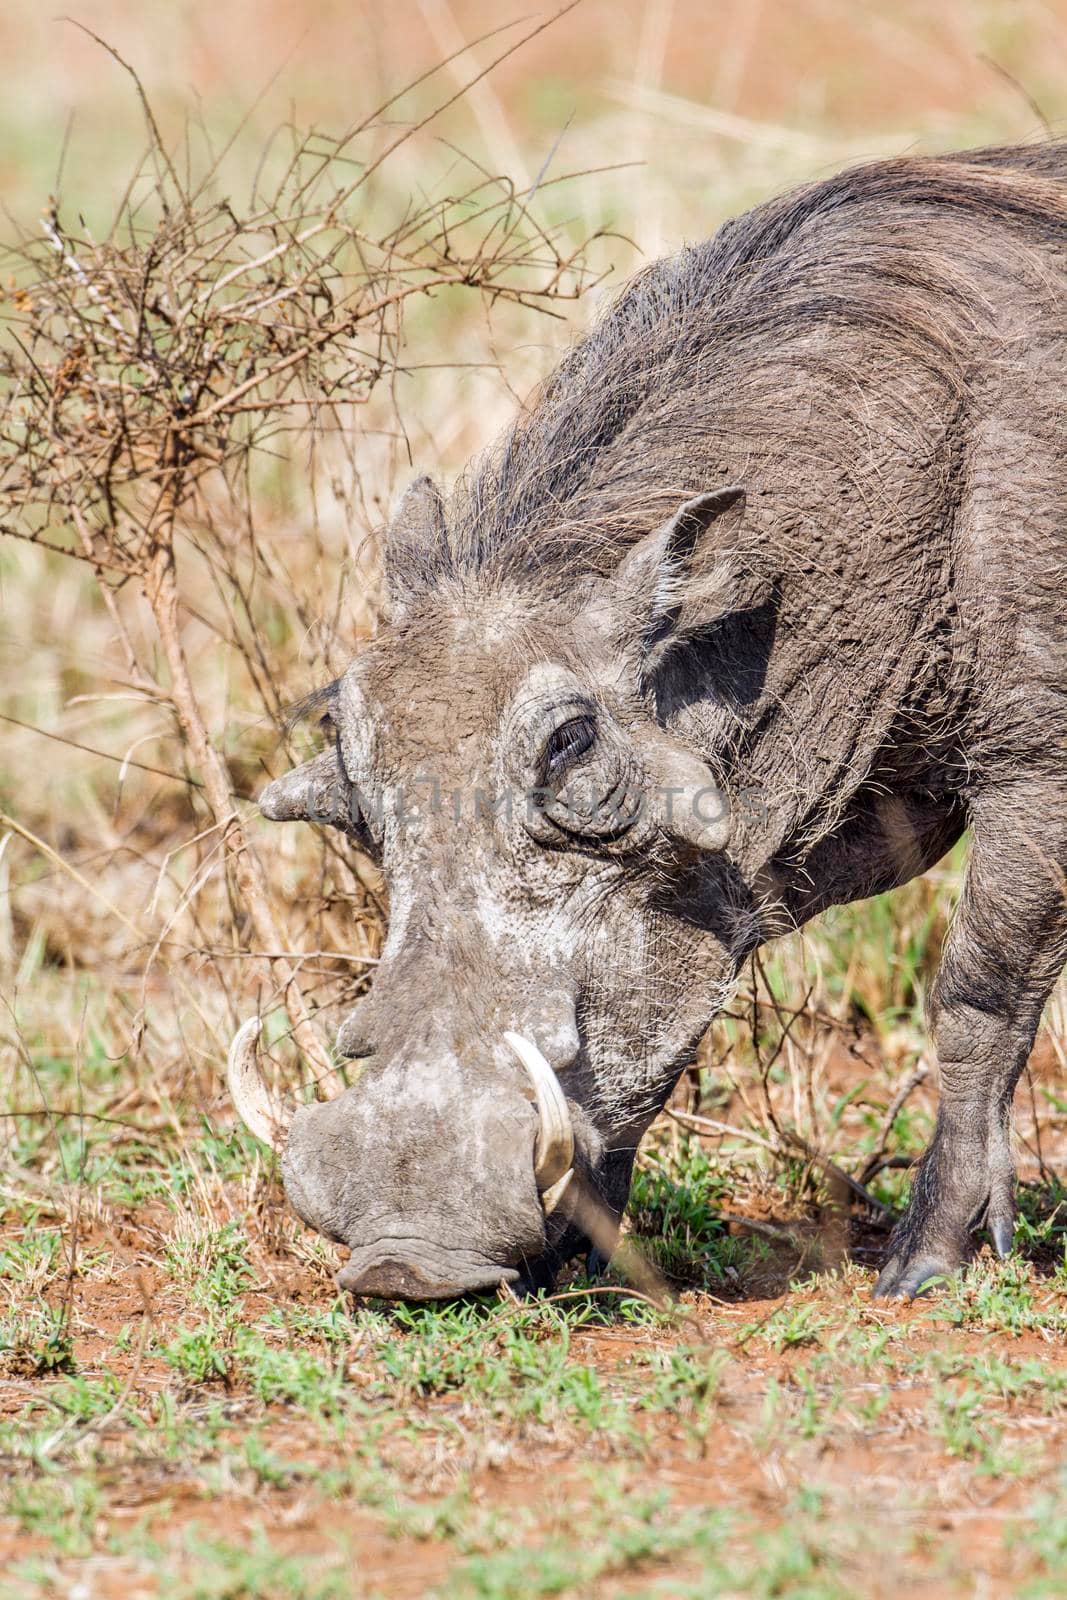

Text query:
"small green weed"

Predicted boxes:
[[168, 1527, 352, 1600], [738, 1299, 835, 1354], [932, 1385, 1025, 1477], [1005, 1474, 1067, 1596], [165, 1220, 256, 1310], [164, 1322, 235, 1387], [441, 1481, 732, 1599], [0, 1302, 74, 1376], [235, 1331, 347, 1411], [628, 1138, 756, 1287], [2, 1472, 99, 1557], [0, 1230, 62, 1284], [929, 1257, 1067, 1337]]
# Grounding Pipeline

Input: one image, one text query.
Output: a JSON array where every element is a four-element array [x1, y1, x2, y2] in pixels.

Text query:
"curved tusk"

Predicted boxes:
[[503, 1030, 575, 1195], [227, 1017, 294, 1148], [540, 1168, 575, 1216]]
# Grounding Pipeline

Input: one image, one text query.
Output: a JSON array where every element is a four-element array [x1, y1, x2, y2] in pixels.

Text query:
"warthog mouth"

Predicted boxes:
[[225, 1018, 577, 1300], [334, 1240, 521, 1300]]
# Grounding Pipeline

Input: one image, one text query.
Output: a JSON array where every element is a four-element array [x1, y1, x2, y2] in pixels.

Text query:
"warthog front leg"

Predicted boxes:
[[875, 788, 1067, 1299]]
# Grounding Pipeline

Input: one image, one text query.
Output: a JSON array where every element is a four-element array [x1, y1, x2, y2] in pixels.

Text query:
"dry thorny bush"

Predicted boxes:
[[0, 32, 606, 1111]]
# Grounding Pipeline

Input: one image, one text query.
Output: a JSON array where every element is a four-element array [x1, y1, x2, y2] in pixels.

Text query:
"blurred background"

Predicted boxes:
[[4, 1, 1066, 220], [1, 0, 1065, 1206]]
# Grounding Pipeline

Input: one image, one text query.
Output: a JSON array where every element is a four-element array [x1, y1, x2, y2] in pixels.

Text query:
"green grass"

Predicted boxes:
[[1, 1014, 1065, 1597], [628, 1139, 760, 1286], [2, 1239, 1067, 1597], [2, 1044, 1066, 1595]]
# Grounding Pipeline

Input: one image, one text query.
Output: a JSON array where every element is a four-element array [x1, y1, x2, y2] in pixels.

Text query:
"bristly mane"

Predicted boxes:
[[401, 141, 1067, 597]]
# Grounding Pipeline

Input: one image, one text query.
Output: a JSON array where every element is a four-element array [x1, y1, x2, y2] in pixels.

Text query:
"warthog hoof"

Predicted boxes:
[[873, 1214, 1015, 1299], [873, 1249, 962, 1300], [873, 1119, 1016, 1299]]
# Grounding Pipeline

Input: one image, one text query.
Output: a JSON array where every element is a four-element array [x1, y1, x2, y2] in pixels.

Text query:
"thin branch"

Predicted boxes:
[[0, 710, 203, 787], [61, 22, 182, 195], [858, 1062, 930, 1186]]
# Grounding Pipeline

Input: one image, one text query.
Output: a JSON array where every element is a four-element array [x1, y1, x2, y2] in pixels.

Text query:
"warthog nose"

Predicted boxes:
[[336, 997, 376, 1059], [337, 1252, 519, 1301], [340, 1257, 444, 1299]]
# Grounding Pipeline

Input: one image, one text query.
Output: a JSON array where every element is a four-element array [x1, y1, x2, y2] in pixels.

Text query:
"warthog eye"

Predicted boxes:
[[543, 713, 596, 780]]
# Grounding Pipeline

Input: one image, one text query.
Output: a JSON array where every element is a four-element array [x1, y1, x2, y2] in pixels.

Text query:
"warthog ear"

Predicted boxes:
[[383, 474, 449, 620], [593, 486, 746, 673], [260, 747, 356, 836]]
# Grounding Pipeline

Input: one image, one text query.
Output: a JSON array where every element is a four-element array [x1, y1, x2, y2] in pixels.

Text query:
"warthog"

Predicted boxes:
[[229, 141, 1067, 1301]]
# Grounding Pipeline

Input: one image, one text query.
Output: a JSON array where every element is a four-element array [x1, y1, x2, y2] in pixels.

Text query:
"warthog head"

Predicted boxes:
[[230, 477, 758, 1297]]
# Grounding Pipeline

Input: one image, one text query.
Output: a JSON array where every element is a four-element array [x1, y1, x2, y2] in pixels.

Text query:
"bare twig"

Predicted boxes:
[[667, 1105, 894, 1225], [666, 1107, 778, 1155], [0, 812, 146, 943], [717, 1213, 804, 1246], [0, 709, 203, 787], [858, 1062, 930, 1186]]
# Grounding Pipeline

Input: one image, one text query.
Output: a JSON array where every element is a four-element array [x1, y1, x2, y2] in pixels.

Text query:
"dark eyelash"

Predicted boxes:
[[544, 714, 596, 778]]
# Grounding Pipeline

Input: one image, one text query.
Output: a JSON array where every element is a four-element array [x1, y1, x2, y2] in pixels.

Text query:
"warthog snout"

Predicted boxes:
[[227, 1020, 583, 1298]]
